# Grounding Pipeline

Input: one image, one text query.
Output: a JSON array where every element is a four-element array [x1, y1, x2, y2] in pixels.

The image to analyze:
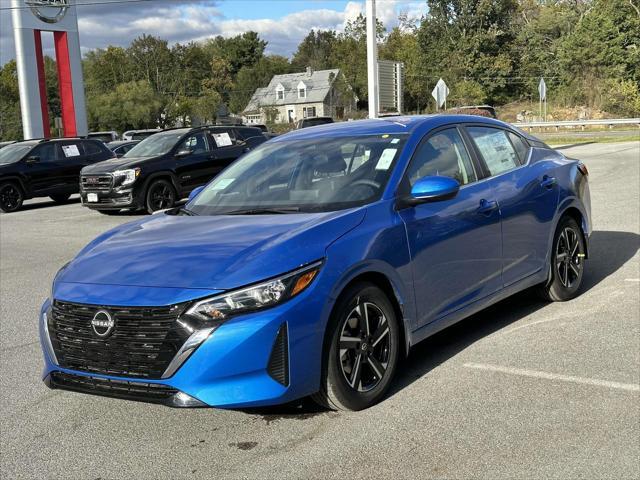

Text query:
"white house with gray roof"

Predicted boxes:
[[242, 67, 357, 125]]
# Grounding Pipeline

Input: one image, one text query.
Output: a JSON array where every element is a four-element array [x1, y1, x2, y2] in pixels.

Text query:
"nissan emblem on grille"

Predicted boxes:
[[91, 310, 115, 338]]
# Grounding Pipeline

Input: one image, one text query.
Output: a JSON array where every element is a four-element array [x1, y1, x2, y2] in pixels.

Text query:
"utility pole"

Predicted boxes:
[[366, 0, 379, 119]]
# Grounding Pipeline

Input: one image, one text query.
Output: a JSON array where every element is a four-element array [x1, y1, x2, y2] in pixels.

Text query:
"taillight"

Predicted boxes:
[[577, 162, 588, 176]]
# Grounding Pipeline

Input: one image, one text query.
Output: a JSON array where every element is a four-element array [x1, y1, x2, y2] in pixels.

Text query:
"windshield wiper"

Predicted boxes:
[[224, 207, 301, 215]]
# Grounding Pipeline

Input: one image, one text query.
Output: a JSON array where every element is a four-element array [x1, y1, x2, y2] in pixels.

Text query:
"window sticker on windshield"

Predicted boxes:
[[390, 138, 400, 144], [212, 178, 235, 190], [61, 145, 80, 157], [212, 132, 233, 147], [375, 148, 397, 170]]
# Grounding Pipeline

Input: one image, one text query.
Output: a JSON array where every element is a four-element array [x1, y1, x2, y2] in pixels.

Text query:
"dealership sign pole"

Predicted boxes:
[[11, 0, 88, 139], [366, 0, 379, 119]]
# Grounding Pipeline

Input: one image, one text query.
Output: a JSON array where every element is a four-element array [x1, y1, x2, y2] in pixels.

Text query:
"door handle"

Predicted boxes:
[[540, 175, 557, 189], [477, 199, 499, 215]]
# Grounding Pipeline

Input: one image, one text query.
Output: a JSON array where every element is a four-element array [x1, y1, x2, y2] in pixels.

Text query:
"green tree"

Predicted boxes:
[[417, 0, 520, 105], [229, 55, 292, 113], [292, 30, 337, 71], [87, 80, 162, 131], [0, 60, 22, 140]]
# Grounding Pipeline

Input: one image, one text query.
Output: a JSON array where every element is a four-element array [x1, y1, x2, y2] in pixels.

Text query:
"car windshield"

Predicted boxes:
[[0, 144, 34, 164], [188, 134, 408, 215], [124, 131, 183, 157]]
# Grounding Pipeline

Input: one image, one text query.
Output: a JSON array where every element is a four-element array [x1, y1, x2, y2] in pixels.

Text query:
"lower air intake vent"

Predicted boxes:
[[267, 323, 289, 386], [48, 371, 177, 404]]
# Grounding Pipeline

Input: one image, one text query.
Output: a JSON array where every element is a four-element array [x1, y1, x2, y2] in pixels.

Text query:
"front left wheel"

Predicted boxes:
[[312, 282, 401, 411], [0, 182, 24, 213], [145, 179, 176, 214]]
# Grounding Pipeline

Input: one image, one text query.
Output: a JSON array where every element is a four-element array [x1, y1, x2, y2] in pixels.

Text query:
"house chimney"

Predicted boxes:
[[306, 66, 313, 76]]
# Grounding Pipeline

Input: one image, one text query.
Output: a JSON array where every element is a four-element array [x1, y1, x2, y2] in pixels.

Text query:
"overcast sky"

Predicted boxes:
[[0, 0, 427, 64]]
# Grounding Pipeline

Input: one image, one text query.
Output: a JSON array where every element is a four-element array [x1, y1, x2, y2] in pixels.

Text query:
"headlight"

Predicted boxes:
[[113, 168, 140, 187], [185, 261, 322, 321]]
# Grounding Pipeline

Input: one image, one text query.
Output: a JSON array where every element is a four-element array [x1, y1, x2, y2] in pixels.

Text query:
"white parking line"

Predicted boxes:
[[464, 362, 640, 392], [624, 278, 639, 282]]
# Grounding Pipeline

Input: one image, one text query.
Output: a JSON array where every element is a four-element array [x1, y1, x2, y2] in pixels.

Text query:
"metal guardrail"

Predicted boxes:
[[514, 118, 640, 130]]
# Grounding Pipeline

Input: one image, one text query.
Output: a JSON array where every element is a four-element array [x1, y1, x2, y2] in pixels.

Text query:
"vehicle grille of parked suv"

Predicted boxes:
[[81, 174, 113, 191], [48, 300, 190, 379]]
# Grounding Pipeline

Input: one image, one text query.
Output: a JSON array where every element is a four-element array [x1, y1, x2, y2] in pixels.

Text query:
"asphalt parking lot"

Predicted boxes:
[[1, 141, 638, 479]]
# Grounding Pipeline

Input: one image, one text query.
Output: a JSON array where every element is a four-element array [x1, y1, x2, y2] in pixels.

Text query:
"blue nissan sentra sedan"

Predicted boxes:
[[40, 115, 591, 410]]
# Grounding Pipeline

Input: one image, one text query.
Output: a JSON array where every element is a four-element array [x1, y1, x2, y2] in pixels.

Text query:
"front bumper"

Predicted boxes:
[[80, 188, 139, 210], [39, 278, 330, 408], [80, 174, 141, 210]]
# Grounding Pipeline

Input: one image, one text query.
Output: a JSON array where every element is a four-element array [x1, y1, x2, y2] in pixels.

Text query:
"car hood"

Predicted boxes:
[[81, 155, 159, 174], [57, 209, 365, 290]]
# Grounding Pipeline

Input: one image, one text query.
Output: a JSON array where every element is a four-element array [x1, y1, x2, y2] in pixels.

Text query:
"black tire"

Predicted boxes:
[[538, 216, 586, 301], [145, 179, 176, 214], [50, 193, 71, 204], [312, 282, 401, 411], [0, 182, 24, 213], [97, 209, 121, 215]]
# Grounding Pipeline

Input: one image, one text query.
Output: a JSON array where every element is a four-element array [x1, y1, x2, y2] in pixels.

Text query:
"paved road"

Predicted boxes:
[[1, 142, 638, 479]]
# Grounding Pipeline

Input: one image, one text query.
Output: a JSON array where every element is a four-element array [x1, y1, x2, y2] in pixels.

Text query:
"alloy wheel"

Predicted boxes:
[[555, 226, 583, 289], [0, 184, 22, 212], [339, 299, 391, 392], [149, 183, 174, 211]]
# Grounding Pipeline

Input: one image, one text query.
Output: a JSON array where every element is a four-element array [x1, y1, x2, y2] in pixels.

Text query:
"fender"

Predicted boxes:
[[138, 170, 182, 197], [0, 174, 32, 199], [323, 258, 415, 356]]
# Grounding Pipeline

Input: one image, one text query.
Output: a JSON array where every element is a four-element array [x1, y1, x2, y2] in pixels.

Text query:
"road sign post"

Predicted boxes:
[[538, 78, 547, 122]]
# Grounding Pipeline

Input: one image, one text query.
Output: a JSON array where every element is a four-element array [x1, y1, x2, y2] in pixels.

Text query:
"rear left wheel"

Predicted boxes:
[[539, 216, 586, 301], [312, 282, 400, 411]]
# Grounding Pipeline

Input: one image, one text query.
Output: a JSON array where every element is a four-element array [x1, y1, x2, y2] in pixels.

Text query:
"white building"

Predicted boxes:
[[242, 67, 358, 125]]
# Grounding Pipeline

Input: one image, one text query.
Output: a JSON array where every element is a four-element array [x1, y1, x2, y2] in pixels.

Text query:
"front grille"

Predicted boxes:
[[267, 323, 289, 386], [48, 371, 177, 404], [81, 174, 113, 191], [49, 300, 190, 379]]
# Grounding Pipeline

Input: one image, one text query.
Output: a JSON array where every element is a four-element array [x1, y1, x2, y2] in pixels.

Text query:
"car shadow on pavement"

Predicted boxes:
[[390, 229, 639, 397], [246, 230, 638, 418], [16, 196, 81, 212]]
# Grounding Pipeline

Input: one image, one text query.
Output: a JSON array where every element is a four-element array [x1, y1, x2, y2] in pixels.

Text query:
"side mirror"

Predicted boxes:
[[399, 175, 460, 208], [176, 149, 192, 158], [25, 155, 40, 164], [188, 186, 204, 202]]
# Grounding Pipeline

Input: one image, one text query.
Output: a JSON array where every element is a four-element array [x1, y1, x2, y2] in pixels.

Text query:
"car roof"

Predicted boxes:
[[275, 114, 511, 141], [107, 140, 138, 146]]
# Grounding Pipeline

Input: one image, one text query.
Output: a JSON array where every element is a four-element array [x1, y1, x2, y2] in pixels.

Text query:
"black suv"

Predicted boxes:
[[80, 125, 267, 214], [0, 138, 114, 213]]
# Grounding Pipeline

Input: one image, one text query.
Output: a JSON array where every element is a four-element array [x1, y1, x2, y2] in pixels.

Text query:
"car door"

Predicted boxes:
[[24, 142, 65, 194], [397, 127, 503, 327], [465, 126, 558, 286], [174, 132, 213, 191], [207, 129, 245, 175]]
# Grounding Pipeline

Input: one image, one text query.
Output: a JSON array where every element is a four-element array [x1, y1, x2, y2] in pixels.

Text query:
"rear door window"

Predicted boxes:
[[466, 127, 520, 176], [507, 131, 531, 164]]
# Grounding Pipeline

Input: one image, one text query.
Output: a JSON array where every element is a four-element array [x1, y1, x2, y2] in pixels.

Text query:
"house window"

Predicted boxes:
[[297, 81, 307, 99], [303, 107, 316, 118], [277, 90, 284, 100], [246, 115, 261, 124]]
